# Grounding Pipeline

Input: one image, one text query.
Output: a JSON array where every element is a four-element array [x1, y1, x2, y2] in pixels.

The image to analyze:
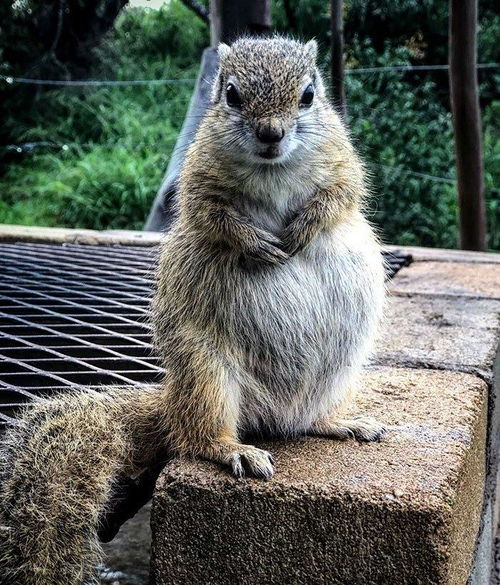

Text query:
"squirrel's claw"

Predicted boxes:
[[349, 417, 387, 442], [245, 228, 290, 266], [280, 229, 306, 256], [228, 446, 275, 479], [242, 239, 289, 267], [311, 416, 387, 443], [250, 242, 289, 265], [230, 454, 245, 478]]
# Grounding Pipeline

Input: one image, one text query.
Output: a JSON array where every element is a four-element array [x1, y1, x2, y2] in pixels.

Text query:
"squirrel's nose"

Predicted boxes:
[[256, 122, 285, 144]]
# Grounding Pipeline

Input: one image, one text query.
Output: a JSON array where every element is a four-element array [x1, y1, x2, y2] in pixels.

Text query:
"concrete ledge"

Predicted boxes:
[[391, 262, 500, 300], [0, 224, 163, 246], [385, 245, 500, 265], [151, 368, 487, 585], [376, 295, 500, 381]]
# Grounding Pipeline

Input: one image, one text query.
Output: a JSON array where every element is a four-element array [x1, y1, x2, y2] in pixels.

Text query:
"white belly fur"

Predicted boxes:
[[230, 216, 385, 436], [158, 199, 385, 438]]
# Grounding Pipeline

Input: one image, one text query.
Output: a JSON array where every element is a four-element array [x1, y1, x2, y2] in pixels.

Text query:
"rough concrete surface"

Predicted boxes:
[[151, 368, 487, 585], [0, 223, 162, 247], [375, 294, 500, 380], [391, 261, 500, 300]]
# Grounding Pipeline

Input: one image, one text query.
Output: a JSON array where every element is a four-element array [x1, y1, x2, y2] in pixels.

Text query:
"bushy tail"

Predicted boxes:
[[0, 386, 167, 585]]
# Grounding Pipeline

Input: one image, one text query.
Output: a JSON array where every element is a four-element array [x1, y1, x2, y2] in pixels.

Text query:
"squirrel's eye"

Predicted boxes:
[[300, 84, 315, 107], [226, 83, 242, 108]]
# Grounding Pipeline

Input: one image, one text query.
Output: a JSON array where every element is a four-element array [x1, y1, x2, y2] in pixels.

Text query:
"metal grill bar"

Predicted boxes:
[[0, 241, 411, 429]]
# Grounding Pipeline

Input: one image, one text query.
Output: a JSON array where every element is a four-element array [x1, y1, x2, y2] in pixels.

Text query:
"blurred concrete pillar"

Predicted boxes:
[[144, 48, 218, 232], [144, 0, 271, 232]]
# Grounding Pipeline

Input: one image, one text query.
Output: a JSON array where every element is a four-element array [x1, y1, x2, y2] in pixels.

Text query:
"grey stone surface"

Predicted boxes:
[[391, 261, 500, 299], [151, 368, 488, 585], [375, 294, 500, 380], [493, 534, 500, 585], [385, 245, 500, 264], [469, 497, 493, 585]]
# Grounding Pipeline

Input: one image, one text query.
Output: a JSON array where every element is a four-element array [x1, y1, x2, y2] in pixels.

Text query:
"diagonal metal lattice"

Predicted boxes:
[[0, 241, 411, 429], [0, 242, 162, 429]]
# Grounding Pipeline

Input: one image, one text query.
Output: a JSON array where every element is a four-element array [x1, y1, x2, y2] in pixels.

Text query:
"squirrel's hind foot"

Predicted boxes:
[[228, 445, 275, 479], [310, 415, 386, 443]]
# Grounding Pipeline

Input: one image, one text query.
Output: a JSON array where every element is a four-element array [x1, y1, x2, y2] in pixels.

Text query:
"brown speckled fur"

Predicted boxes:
[[0, 387, 169, 584], [0, 36, 385, 585]]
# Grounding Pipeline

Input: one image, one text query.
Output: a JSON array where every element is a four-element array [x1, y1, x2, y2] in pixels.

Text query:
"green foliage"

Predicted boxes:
[[344, 42, 499, 249], [271, 0, 499, 249], [0, 0, 205, 230], [1, 0, 498, 249]]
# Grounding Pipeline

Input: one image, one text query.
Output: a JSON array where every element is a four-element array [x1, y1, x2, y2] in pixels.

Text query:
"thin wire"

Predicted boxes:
[[346, 62, 500, 74], [371, 163, 456, 184], [371, 163, 500, 194], [2, 141, 498, 194], [0, 75, 196, 86], [1, 62, 498, 86], [1, 140, 181, 155]]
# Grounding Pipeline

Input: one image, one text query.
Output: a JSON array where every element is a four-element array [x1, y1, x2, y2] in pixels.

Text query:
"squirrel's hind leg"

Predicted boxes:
[[164, 346, 274, 479]]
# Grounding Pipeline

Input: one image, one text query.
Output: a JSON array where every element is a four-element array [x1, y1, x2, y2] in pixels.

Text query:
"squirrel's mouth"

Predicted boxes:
[[258, 145, 282, 160]]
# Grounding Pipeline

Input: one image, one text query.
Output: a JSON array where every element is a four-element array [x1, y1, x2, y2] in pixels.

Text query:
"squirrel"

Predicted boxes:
[[0, 36, 386, 585]]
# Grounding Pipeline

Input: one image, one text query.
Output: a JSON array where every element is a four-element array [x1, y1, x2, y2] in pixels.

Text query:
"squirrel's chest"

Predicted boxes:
[[236, 171, 315, 233]]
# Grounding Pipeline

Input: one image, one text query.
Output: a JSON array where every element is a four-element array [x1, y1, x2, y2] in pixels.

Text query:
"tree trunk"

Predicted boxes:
[[210, 0, 271, 44], [449, 0, 486, 250]]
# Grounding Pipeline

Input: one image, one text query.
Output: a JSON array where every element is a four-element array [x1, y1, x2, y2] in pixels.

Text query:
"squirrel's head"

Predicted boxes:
[[210, 36, 329, 165]]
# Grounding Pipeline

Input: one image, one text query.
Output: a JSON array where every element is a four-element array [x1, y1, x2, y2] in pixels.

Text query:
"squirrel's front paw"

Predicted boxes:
[[280, 225, 308, 256], [226, 445, 275, 479], [244, 229, 289, 266]]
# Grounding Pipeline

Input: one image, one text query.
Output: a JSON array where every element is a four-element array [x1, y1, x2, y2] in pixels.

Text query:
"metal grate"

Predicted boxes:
[[383, 250, 411, 278], [0, 241, 411, 429], [0, 242, 163, 429]]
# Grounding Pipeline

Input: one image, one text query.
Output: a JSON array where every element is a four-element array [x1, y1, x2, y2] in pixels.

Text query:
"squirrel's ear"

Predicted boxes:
[[212, 44, 230, 103], [211, 70, 224, 104], [313, 68, 326, 97], [304, 39, 318, 63], [218, 43, 231, 62], [211, 44, 230, 104]]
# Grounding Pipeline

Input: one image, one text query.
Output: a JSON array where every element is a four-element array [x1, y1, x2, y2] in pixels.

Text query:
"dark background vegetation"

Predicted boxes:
[[0, 0, 498, 249]]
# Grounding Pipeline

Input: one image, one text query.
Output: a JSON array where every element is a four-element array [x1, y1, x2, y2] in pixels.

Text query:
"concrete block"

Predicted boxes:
[[0, 224, 163, 247], [391, 262, 500, 300], [151, 368, 487, 585], [375, 294, 500, 379]]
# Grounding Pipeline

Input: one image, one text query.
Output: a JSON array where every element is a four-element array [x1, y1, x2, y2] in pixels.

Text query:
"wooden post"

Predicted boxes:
[[449, 0, 486, 250], [210, 0, 271, 45], [330, 0, 346, 119]]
